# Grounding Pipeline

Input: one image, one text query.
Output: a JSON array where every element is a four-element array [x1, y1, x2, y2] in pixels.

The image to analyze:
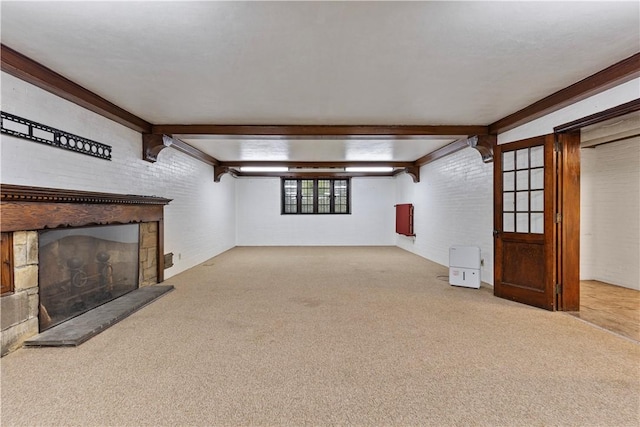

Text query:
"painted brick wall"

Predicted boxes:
[[236, 177, 396, 246], [580, 147, 597, 281], [395, 148, 494, 285], [580, 138, 639, 290], [0, 72, 236, 278]]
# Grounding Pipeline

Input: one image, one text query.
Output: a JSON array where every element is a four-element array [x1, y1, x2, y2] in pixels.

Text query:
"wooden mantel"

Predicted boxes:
[[0, 184, 171, 281]]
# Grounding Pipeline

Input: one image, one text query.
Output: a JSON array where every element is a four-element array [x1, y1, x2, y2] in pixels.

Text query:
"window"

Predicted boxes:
[[282, 178, 350, 214]]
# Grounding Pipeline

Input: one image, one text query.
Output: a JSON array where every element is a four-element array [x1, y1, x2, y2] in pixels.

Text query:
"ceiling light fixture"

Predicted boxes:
[[240, 166, 289, 172], [345, 167, 394, 173]]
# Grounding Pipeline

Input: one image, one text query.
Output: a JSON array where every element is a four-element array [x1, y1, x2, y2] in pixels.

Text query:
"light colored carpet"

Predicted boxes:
[[1, 246, 639, 426]]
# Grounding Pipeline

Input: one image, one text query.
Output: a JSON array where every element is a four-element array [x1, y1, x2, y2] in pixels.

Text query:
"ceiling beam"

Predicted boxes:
[[143, 134, 219, 166], [167, 137, 220, 166], [220, 161, 414, 168], [489, 52, 640, 135], [0, 44, 152, 134], [414, 138, 469, 167], [153, 124, 488, 138], [233, 171, 396, 179]]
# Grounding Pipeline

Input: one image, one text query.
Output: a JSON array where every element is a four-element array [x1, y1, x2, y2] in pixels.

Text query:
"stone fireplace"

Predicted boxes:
[[0, 184, 171, 355]]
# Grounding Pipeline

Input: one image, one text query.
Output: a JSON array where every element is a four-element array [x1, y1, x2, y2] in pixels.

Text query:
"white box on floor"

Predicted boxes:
[[449, 246, 481, 289]]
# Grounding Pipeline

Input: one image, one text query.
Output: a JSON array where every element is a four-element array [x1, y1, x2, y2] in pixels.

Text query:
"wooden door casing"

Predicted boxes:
[[556, 131, 581, 311]]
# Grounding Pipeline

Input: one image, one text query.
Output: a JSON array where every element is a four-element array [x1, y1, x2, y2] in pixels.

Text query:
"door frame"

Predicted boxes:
[[553, 98, 640, 311]]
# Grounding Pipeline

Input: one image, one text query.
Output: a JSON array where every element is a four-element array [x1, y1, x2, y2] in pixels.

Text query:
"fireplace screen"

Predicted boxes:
[[39, 224, 139, 330]]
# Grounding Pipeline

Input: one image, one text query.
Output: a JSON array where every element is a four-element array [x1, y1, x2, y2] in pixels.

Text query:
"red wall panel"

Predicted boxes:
[[395, 203, 415, 236]]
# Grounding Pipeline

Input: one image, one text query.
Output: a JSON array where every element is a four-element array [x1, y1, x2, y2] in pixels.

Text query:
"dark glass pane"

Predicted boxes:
[[283, 179, 297, 213], [301, 180, 314, 213], [318, 180, 331, 213], [334, 180, 348, 213]]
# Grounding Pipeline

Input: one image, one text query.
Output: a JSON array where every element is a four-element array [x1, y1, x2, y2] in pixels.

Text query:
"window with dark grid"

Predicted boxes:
[[281, 178, 350, 214]]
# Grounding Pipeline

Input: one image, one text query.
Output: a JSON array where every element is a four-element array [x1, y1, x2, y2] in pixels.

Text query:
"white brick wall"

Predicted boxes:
[[580, 138, 640, 290], [0, 72, 236, 278], [580, 147, 597, 280], [236, 177, 396, 246], [395, 148, 494, 285]]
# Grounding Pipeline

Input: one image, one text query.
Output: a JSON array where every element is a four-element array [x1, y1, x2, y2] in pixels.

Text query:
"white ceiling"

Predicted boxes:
[[1, 1, 639, 163], [183, 137, 456, 162]]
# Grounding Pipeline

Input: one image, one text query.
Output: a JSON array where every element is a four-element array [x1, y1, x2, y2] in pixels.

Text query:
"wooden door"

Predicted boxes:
[[494, 134, 557, 310]]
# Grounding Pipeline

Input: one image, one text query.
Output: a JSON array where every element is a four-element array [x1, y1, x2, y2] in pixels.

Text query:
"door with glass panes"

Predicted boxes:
[[494, 134, 557, 310]]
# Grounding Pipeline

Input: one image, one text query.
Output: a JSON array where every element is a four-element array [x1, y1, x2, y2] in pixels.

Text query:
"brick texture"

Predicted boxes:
[[580, 137, 639, 290], [0, 72, 236, 279], [236, 178, 396, 246], [395, 148, 494, 285]]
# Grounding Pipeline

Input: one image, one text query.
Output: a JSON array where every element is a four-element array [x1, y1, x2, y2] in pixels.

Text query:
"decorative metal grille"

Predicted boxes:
[[1, 111, 112, 160]]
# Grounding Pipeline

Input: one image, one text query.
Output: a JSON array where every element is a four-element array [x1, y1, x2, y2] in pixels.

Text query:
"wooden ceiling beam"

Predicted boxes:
[[414, 138, 469, 167], [489, 52, 640, 135], [233, 171, 396, 179], [220, 161, 414, 168], [0, 44, 152, 134], [153, 124, 487, 138], [143, 134, 219, 166]]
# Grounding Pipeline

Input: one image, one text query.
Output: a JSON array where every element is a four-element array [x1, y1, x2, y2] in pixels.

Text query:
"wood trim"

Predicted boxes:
[[214, 165, 234, 182], [143, 134, 220, 166], [1, 232, 14, 295], [142, 134, 171, 163], [235, 171, 395, 179], [489, 53, 640, 134], [153, 124, 488, 138], [157, 219, 165, 283], [414, 138, 468, 167], [165, 136, 220, 166], [403, 166, 420, 183], [554, 98, 640, 133], [1, 44, 152, 134], [557, 132, 581, 311], [0, 202, 164, 232], [221, 161, 414, 168], [468, 135, 496, 163], [0, 184, 171, 205]]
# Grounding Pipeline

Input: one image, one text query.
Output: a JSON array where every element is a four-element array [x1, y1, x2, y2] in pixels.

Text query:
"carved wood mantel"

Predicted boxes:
[[0, 184, 171, 281]]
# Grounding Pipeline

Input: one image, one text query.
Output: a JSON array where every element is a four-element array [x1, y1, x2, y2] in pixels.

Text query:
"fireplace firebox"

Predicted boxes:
[[39, 224, 140, 330]]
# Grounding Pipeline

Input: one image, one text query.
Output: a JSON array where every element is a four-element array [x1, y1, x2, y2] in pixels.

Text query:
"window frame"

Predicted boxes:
[[281, 178, 351, 215]]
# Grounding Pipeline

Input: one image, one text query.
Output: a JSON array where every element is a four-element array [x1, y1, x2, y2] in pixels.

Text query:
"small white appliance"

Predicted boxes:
[[449, 246, 481, 289]]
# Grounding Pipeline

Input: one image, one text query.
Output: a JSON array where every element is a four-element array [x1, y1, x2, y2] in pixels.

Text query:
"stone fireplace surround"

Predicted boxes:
[[0, 184, 171, 355]]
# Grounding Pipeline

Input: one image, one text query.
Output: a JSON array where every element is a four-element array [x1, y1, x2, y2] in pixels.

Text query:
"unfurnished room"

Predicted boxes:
[[0, 2, 639, 426]]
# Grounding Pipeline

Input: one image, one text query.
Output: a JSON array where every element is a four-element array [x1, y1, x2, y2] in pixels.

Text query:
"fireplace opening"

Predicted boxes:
[[38, 224, 139, 330]]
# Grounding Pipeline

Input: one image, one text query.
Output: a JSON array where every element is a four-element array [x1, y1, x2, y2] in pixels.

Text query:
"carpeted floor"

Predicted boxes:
[[1, 246, 639, 426]]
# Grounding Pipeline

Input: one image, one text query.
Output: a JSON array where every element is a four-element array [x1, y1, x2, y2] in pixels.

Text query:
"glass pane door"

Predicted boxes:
[[502, 145, 544, 234]]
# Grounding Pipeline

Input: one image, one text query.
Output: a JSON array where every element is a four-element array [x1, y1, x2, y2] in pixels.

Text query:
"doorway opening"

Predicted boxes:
[[557, 104, 640, 340], [575, 110, 639, 340]]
